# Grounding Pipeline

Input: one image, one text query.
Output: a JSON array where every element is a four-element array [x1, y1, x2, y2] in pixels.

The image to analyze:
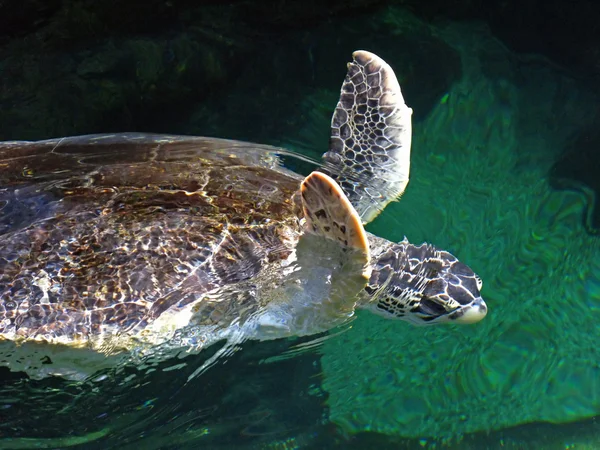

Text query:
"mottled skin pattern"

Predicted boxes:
[[364, 238, 485, 324]]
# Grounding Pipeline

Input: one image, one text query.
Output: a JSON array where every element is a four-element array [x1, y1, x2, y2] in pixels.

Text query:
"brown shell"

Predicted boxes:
[[0, 133, 306, 344]]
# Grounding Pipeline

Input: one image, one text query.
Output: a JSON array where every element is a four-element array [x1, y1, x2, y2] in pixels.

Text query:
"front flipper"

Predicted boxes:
[[297, 171, 371, 317], [192, 173, 372, 342], [321, 50, 413, 224], [301, 171, 370, 253], [185, 172, 373, 343]]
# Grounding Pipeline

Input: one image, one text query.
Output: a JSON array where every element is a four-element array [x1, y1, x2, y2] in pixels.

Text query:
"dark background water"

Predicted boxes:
[[1, 0, 600, 448], [1, 0, 599, 230]]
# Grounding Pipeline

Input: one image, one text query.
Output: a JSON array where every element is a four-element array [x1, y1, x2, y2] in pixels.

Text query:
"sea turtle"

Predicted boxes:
[[0, 51, 486, 379]]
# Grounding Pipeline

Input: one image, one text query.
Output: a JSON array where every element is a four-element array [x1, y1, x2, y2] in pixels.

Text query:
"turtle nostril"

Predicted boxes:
[[453, 298, 487, 324], [478, 299, 487, 315]]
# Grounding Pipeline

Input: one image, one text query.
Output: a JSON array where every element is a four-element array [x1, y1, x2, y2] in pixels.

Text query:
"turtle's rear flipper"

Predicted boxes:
[[321, 50, 413, 224]]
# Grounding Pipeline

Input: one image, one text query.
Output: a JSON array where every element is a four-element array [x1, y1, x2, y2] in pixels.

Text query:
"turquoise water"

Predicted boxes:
[[2, 3, 600, 449]]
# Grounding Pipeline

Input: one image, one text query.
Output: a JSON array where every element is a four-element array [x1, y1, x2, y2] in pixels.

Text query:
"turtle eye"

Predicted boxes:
[[475, 274, 483, 290], [417, 296, 447, 316]]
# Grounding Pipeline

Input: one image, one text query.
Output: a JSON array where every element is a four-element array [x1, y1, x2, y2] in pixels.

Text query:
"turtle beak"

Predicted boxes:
[[452, 297, 487, 324]]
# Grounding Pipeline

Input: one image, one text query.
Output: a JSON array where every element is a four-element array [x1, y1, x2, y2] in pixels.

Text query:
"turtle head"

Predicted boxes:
[[363, 240, 487, 325]]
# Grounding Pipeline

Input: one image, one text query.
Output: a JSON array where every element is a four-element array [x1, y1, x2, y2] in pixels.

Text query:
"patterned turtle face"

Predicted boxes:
[[364, 241, 487, 325]]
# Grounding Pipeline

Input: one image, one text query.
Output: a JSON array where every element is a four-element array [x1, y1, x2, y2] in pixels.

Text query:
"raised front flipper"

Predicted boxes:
[[321, 50, 413, 223]]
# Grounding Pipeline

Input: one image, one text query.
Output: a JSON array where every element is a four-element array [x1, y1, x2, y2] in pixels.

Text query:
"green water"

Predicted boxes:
[[1, 3, 600, 449]]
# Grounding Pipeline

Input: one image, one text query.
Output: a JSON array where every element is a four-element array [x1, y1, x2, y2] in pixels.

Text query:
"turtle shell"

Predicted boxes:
[[0, 133, 308, 348]]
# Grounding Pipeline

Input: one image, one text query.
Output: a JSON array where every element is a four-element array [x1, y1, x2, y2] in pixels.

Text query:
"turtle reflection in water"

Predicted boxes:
[[0, 51, 486, 379]]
